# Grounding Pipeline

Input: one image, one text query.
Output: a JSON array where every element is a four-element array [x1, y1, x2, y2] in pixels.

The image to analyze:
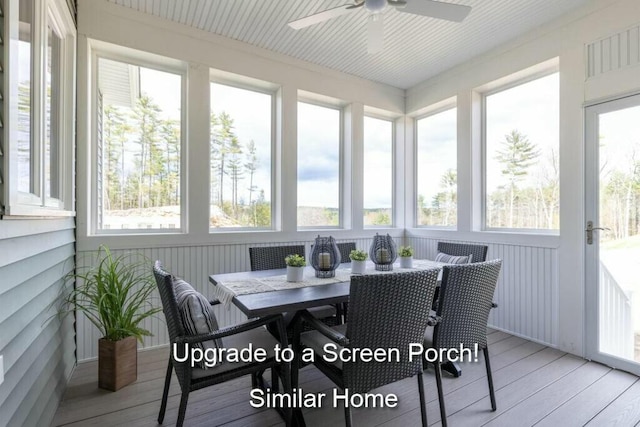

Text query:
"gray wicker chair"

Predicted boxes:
[[249, 245, 306, 271], [292, 269, 440, 427], [437, 242, 488, 263], [425, 260, 502, 427], [153, 262, 291, 427]]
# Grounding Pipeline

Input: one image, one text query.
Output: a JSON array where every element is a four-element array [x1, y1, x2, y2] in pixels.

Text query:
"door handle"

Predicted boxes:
[[586, 221, 610, 245]]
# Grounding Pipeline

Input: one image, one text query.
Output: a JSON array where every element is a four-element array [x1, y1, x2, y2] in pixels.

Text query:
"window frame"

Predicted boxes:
[[481, 67, 560, 234], [296, 98, 345, 230], [208, 78, 277, 232], [1, 0, 76, 217], [90, 46, 188, 235], [362, 112, 395, 228], [414, 103, 458, 230]]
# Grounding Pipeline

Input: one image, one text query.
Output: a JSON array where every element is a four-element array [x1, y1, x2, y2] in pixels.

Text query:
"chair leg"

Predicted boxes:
[[176, 390, 189, 427], [417, 374, 428, 427], [158, 359, 172, 423], [271, 367, 280, 393], [434, 361, 447, 427], [483, 347, 497, 411], [279, 364, 293, 426], [344, 401, 352, 427]]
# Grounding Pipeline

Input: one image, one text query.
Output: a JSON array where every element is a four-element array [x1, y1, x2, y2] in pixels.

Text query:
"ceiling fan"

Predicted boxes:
[[288, 0, 471, 54]]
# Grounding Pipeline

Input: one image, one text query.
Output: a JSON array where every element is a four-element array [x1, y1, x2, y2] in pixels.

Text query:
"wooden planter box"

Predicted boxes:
[[98, 336, 137, 391]]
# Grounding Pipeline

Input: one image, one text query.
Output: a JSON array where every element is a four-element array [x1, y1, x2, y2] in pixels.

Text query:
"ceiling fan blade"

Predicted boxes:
[[397, 0, 471, 22], [367, 14, 384, 54], [288, 4, 355, 30]]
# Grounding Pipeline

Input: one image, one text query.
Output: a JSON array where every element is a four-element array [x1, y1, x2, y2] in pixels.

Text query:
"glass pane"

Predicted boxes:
[[210, 83, 272, 228], [97, 57, 182, 231], [416, 108, 457, 227], [485, 73, 559, 230], [17, 0, 33, 194], [297, 102, 340, 227], [598, 105, 640, 362], [45, 24, 62, 200], [363, 116, 393, 226]]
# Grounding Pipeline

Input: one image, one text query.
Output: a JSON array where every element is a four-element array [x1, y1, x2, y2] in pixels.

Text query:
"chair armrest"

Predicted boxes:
[[299, 310, 349, 347], [178, 314, 284, 346]]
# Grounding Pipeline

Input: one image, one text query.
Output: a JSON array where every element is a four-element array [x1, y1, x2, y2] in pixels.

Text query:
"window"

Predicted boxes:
[[416, 108, 457, 227], [363, 116, 393, 227], [297, 102, 341, 228], [3, 0, 75, 215], [16, 0, 33, 195], [210, 83, 273, 229], [95, 56, 183, 232], [484, 73, 559, 230]]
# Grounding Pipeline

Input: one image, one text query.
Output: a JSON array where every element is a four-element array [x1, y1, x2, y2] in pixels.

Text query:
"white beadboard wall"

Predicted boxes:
[[586, 24, 640, 79], [407, 237, 559, 347], [76, 238, 374, 361]]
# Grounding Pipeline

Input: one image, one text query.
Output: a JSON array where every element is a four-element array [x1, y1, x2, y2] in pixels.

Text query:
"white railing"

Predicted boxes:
[[599, 262, 634, 360]]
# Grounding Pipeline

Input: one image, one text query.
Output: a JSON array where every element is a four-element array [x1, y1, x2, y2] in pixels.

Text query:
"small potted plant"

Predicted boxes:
[[399, 245, 414, 268], [285, 254, 306, 282], [349, 249, 368, 274], [57, 245, 161, 391]]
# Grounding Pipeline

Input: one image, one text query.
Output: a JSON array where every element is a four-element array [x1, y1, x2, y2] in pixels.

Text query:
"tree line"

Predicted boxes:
[[419, 129, 560, 229]]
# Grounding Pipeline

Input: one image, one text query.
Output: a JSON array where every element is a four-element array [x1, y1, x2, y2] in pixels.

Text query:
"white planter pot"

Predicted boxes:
[[400, 256, 413, 268], [351, 260, 366, 274], [286, 266, 305, 282]]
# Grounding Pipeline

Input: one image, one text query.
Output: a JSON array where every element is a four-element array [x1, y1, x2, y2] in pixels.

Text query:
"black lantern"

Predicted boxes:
[[369, 233, 397, 271], [311, 235, 341, 278]]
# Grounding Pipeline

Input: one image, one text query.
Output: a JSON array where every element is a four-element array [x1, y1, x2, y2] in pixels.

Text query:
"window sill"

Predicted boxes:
[[406, 228, 560, 249]]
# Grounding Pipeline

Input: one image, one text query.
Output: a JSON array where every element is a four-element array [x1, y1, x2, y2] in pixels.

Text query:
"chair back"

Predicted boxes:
[[437, 242, 488, 263], [337, 242, 356, 264], [434, 260, 502, 350], [153, 261, 187, 342], [249, 245, 305, 271], [343, 269, 439, 393]]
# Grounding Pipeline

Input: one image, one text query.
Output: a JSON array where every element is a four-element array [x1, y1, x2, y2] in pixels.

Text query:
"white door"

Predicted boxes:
[[585, 94, 640, 375]]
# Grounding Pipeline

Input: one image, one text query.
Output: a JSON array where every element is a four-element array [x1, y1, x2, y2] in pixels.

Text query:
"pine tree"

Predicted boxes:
[[495, 130, 540, 227]]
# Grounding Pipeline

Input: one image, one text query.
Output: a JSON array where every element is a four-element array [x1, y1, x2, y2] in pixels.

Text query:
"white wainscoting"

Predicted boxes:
[[76, 238, 374, 361], [407, 237, 559, 347]]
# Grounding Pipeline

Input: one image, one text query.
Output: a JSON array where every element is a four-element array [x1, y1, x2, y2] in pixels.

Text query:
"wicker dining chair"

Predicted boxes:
[[437, 242, 488, 263], [292, 269, 440, 427], [249, 245, 306, 271], [425, 260, 502, 427], [153, 262, 292, 427]]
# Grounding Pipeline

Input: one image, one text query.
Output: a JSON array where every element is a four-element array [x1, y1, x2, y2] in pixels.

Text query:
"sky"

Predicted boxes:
[[485, 73, 560, 192]]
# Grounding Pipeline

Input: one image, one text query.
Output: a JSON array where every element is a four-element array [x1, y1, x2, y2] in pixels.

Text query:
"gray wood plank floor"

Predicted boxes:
[[52, 330, 640, 426]]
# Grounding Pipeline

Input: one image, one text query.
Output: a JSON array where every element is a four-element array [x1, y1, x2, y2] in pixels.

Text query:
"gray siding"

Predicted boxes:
[[0, 218, 76, 427]]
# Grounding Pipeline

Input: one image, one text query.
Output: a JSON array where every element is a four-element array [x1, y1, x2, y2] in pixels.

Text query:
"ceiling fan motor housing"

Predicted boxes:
[[365, 0, 387, 13]]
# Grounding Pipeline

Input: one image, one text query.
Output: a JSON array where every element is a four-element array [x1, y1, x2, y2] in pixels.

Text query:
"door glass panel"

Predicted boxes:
[[598, 105, 640, 363]]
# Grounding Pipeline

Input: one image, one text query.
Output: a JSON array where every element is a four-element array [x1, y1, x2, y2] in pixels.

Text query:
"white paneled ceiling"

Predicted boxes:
[[106, 0, 591, 89]]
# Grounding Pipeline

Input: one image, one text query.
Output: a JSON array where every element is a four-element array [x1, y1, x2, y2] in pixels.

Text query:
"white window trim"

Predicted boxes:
[[480, 61, 560, 234], [362, 113, 396, 229], [296, 98, 345, 230], [208, 77, 278, 232], [414, 103, 458, 230], [2, 0, 76, 217], [89, 43, 187, 235]]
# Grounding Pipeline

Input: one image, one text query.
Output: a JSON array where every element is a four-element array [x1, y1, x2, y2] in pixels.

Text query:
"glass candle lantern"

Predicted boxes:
[[369, 233, 397, 271], [311, 235, 341, 278]]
